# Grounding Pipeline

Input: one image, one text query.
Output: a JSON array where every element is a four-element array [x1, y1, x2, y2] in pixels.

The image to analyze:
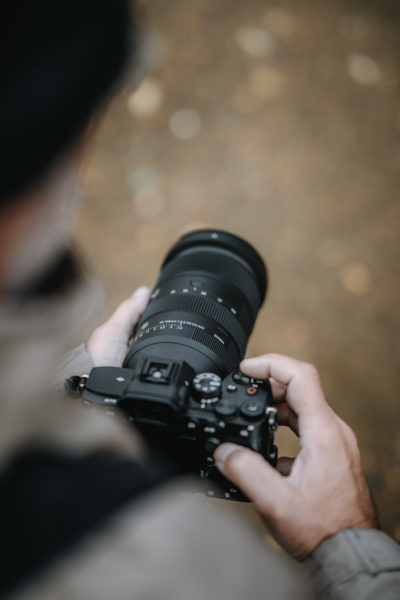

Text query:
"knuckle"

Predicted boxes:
[[335, 415, 359, 447], [299, 362, 319, 380], [341, 422, 359, 449]]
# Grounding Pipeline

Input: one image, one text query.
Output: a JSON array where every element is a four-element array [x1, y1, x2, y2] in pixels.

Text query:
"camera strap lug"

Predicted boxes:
[[65, 374, 89, 398]]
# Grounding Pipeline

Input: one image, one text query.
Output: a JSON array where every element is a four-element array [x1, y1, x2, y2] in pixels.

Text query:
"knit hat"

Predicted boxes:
[[0, 1, 137, 205]]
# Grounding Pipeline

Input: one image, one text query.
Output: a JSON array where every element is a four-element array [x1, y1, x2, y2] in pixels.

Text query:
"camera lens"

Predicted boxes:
[[124, 229, 267, 376]]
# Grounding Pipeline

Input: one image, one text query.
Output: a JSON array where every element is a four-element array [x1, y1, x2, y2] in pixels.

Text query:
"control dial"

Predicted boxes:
[[192, 373, 222, 403]]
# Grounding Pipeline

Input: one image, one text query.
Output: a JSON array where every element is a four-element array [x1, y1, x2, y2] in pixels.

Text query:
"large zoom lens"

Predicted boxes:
[[124, 229, 267, 375]]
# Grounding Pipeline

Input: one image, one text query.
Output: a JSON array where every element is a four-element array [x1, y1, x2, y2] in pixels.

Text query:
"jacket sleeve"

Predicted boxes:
[[305, 528, 400, 600]]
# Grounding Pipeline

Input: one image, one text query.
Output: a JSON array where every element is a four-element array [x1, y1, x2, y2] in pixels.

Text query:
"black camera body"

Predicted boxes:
[[80, 356, 277, 500], [69, 229, 277, 500]]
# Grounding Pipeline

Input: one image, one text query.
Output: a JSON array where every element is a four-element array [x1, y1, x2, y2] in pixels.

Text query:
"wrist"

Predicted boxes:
[[284, 506, 379, 562]]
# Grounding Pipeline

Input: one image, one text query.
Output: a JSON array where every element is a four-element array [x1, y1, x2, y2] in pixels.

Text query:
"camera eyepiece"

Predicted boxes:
[[124, 229, 268, 376]]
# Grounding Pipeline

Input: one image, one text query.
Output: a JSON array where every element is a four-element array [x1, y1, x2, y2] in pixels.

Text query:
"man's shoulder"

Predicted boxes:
[[8, 465, 311, 600]]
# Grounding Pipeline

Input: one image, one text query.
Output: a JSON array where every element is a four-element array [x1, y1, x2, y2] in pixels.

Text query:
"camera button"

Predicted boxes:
[[204, 426, 216, 434], [205, 437, 221, 454], [240, 400, 265, 419], [246, 386, 258, 396], [233, 371, 251, 385]]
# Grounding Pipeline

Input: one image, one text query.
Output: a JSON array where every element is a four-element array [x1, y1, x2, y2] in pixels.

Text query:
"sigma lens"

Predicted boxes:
[[124, 229, 267, 376]]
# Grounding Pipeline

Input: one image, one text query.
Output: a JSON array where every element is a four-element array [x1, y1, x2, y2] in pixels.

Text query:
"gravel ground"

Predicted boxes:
[[75, 0, 400, 537]]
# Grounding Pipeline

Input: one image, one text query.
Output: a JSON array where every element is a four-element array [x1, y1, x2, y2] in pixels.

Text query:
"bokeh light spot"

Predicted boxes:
[[127, 166, 159, 194], [340, 262, 372, 295], [127, 78, 163, 118], [234, 26, 277, 59], [169, 109, 202, 140], [346, 53, 381, 86]]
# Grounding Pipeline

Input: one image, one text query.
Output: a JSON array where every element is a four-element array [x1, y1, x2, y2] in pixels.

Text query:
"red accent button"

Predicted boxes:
[[246, 387, 257, 396]]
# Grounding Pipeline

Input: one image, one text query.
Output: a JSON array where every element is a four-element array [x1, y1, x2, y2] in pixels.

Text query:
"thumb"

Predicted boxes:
[[87, 286, 151, 367], [214, 443, 288, 514], [105, 286, 151, 340]]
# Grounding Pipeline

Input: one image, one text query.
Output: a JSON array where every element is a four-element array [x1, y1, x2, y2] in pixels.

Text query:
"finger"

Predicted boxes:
[[270, 377, 287, 403], [240, 354, 331, 422], [106, 286, 151, 341], [214, 443, 288, 515], [277, 456, 295, 476], [275, 403, 299, 436]]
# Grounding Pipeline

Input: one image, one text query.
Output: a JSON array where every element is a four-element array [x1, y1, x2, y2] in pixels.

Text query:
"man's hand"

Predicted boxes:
[[87, 286, 150, 367], [213, 353, 378, 561]]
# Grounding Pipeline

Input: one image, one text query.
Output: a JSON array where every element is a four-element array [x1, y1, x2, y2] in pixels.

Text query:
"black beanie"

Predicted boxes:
[[0, 1, 137, 206]]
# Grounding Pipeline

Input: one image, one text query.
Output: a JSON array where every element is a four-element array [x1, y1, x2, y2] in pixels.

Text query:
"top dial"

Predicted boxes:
[[192, 373, 222, 402]]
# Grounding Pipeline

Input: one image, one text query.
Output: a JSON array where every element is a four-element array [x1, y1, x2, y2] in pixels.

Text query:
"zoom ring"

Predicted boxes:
[[142, 294, 247, 352]]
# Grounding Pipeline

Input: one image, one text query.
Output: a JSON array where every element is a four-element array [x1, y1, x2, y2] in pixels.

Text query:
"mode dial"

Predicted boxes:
[[192, 373, 222, 403]]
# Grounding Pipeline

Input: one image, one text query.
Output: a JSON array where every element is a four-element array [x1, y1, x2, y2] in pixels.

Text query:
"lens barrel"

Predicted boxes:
[[124, 229, 267, 376]]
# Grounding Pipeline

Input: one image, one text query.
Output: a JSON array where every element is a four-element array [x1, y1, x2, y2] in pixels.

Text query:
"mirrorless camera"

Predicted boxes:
[[68, 229, 278, 500]]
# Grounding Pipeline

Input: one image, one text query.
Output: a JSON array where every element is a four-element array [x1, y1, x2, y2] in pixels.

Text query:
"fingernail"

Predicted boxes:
[[240, 357, 263, 373], [213, 442, 242, 467], [133, 286, 150, 298], [240, 357, 256, 368]]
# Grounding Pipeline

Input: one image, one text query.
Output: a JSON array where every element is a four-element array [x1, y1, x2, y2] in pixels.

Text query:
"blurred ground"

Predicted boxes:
[[75, 0, 400, 537]]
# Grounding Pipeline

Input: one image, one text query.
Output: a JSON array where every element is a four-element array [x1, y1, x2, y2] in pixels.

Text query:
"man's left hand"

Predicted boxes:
[[87, 286, 150, 367]]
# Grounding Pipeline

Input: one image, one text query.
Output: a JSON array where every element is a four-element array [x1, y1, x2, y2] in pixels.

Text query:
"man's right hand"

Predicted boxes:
[[214, 353, 378, 561]]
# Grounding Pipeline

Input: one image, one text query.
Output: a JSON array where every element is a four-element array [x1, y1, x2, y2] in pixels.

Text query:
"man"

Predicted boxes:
[[1, 2, 399, 598]]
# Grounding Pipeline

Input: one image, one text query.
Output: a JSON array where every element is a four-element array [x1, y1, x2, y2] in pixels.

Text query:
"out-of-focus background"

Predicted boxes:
[[75, 0, 400, 537]]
